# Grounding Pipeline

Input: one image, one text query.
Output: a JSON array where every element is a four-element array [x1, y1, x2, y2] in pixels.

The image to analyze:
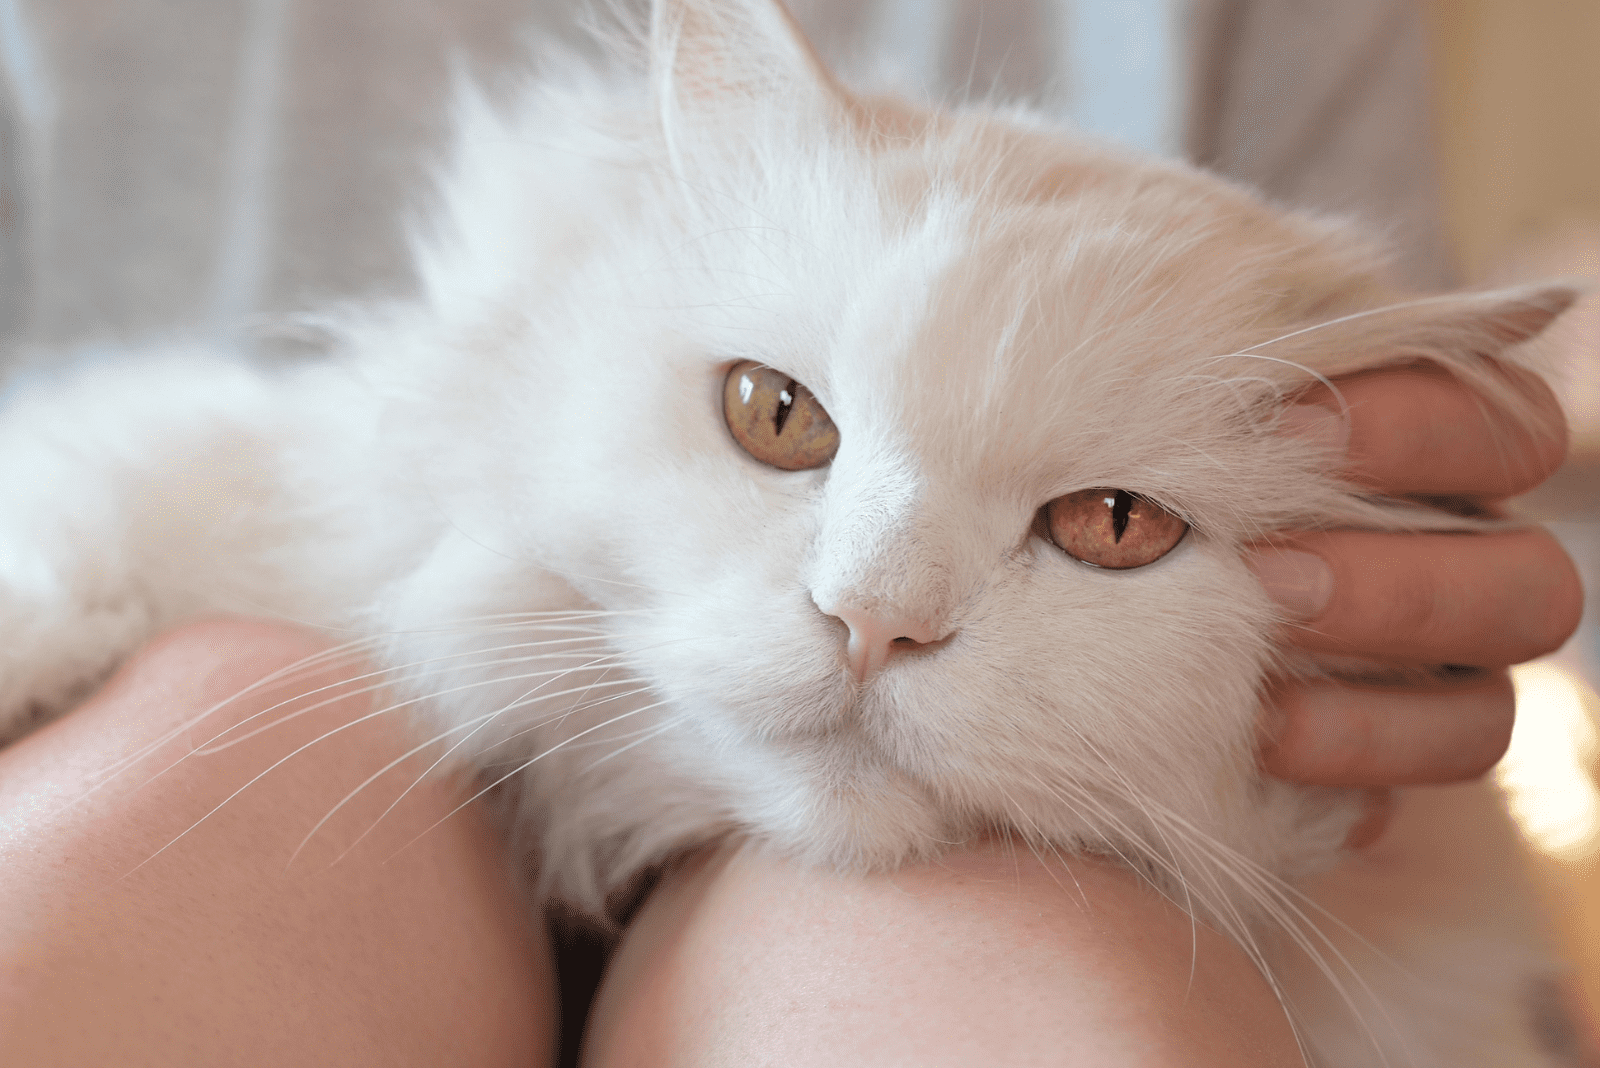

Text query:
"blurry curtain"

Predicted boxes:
[[0, 0, 1451, 364]]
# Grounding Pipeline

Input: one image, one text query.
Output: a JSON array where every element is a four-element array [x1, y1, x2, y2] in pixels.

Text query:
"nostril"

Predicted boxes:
[[813, 599, 955, 680]]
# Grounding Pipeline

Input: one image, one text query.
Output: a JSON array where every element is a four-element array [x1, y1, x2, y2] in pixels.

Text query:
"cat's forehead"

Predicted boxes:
[[809, 193, 1287, 496], [671, 112, 1373, 500]]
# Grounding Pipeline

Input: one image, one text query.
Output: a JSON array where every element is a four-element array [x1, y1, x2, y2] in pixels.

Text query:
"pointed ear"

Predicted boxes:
[[1294, 281, 1581, 380], [1274, 279, 1582, 443], [650, 0, 844, 121]]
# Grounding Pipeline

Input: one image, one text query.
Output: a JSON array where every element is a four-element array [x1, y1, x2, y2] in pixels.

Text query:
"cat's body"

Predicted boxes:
[[0, 0, 1581, 1063]]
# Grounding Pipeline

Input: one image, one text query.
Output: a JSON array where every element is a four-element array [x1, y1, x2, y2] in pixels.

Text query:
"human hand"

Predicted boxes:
[[1249, 366, 1583, 808]]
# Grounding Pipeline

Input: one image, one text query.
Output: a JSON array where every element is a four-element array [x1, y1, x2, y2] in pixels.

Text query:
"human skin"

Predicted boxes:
[[582, 841, 1303, 1067], [0, 367, 1582, 1064], [0, 620, 556, 1068], [1252, 365, 1581, 787]]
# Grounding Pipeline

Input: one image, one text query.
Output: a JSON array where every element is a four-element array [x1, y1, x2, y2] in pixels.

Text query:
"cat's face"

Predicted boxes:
[[456, 124, 1336, 863], [406, 0, 1573, 869]]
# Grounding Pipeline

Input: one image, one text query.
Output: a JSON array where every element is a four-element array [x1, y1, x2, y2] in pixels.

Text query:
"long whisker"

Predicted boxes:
[[1012, 762, 1289, 1041], [575, 712, 691, 773], [1134, 802, 1405, 1060], [993, 786, 1089, 908], [117, 686, 468, 881], [384, 697, 676, 864], [280, 628, 707, 870], [120, 647, 641, 881], [323, 678, 655, 866], [469, 683, 661, 764], [83, 615, 636, 791], [84, 639, 385, 792], [119, 647, 622, 814], [1236, 290, 1512, 355], [107, 630, 630, 800], [457, 632, 710, 764], [197, 636, 619, 753], [1209, 351, 1348, 418], [284, 707, 509, 868]]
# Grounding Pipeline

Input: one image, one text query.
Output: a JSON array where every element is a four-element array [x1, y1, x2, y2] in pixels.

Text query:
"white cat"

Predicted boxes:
[[0, 0, 1581, 1063]]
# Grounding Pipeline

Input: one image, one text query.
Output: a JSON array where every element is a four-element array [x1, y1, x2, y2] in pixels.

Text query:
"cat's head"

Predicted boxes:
[[407, 0, 1576, 874]]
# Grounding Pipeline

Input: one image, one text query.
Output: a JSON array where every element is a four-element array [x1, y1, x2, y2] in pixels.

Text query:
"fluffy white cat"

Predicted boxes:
[[0, 0, 1581, 1063]]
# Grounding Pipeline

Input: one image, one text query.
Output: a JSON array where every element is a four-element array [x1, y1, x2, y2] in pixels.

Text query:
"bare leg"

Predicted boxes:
[[0, 620, 556, 1068], [584, 840, 1301, 1067]]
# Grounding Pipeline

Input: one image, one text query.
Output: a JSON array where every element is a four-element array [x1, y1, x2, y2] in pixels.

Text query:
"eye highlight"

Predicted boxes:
[[1043, 488, 1189, 570], [723, 361, 840, 471]]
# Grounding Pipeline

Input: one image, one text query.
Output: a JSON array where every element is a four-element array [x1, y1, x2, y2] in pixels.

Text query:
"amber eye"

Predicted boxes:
[[1043, 488, 1189, 569], [723, 360, 840, 471]]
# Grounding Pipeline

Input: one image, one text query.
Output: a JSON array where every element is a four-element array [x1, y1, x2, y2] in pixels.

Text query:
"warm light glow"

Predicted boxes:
[[1499, 662, 1600, 859]]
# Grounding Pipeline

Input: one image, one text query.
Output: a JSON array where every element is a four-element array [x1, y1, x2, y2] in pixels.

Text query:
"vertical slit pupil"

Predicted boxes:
[[773, 380, 797, 436], [1110, 490, 1133, 542]]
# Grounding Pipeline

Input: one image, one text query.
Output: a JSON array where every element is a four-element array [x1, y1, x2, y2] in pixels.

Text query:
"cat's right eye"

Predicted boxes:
[[723, 361, 840, 471]]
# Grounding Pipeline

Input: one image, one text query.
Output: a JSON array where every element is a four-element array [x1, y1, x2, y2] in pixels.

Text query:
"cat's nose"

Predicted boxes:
[[826, 605, 950, 682]]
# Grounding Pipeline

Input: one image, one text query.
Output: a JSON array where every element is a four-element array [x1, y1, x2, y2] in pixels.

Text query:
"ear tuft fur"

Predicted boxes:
[[649, 0, 842, 116], [1284, 281, 1581, 377], [1268, 280, 1582, 446], [1461, 281, 1582, 348]]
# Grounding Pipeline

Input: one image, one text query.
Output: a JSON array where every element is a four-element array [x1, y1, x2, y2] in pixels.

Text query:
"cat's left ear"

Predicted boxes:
[[650, 0, 846, 129], [1294, 281, 1580, 378], [1279, 280, 1581, 428]]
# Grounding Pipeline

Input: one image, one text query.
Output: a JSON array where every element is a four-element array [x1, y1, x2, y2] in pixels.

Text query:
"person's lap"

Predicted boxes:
[[583, 839, 1300, 1066], [0, 619, 1297, 1066], [0, 619, 556, 1068]]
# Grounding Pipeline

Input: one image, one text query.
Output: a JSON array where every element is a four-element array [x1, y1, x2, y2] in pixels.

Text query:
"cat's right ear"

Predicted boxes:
[[650, 0, 846, 141]]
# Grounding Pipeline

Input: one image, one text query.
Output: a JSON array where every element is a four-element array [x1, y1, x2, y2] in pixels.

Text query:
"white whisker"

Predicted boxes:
[[119, 689, 464, 881], [576, 712, 690, 772], [85, 623, 625, 793], [195, 638, 620, 753], [383, 697, 677, 864], [321, 678, 655, 867], [286, 708, 507, 868], [84, 639, 385, 793]]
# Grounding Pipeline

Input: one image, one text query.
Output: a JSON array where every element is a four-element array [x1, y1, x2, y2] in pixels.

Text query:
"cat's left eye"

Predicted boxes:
[[723, 361, 840, 471], [1043, 488, 1188, 569]]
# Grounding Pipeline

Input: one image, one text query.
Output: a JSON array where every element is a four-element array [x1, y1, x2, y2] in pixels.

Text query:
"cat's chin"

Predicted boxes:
[[732, 740, 958, 872]]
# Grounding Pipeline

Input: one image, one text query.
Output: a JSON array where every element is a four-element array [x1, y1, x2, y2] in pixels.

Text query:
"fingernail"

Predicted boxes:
[[1257, 682, 1355, 781], [1247, 549, 1334, 621], [1279, 403, 1349, 456]]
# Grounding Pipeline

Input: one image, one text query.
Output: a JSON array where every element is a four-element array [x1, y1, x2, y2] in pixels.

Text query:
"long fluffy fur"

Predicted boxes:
[[0, 1, 1580, 1064]]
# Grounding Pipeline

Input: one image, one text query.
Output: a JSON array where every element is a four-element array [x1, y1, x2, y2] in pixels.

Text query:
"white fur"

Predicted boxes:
[[0, 1, 1580, 1064]]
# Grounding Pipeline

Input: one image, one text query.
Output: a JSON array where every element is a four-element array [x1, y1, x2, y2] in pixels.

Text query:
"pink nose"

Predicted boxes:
[[827, 606, 948, 682]]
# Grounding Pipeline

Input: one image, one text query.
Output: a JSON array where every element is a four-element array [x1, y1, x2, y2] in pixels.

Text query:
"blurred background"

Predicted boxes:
[[0, 0, 1472, 350], [1427, 0, 1600, 1019], [0, 0, 1596, 1024]]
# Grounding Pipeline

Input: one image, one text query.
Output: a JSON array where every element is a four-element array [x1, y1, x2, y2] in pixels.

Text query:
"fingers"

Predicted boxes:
[[1247, 525, 1579, 791], [1247, 528, 1583, 666], [1260, 672, 1516, 787], [1294, 364, 1568, 499], [1255, 360, 1576, 803]]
